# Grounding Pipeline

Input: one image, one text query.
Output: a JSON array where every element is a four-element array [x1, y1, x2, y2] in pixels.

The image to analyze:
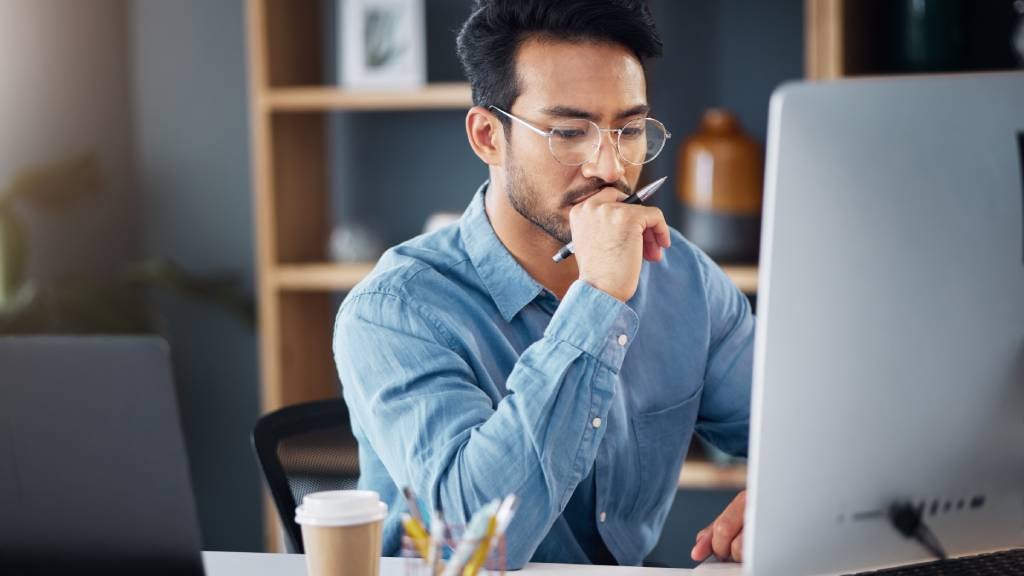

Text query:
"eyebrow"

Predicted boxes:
[[539, 104, 651, 122]]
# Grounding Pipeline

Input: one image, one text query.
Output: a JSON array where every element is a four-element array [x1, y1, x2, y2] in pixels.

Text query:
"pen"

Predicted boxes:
[[551, 176, 668, 263], [441, 500, 500, 576], [428, 508, 446, 575], [401, 487, 433, 560], [461, 515, 497, 576], [462, 495, 518, 576], [402, 486, 425, 524]]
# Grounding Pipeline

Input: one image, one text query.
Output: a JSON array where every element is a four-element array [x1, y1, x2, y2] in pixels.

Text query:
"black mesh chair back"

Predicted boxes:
[[251, 399, 360, 553]]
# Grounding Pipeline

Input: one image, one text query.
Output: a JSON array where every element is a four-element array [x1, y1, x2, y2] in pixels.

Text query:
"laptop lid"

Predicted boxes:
[[0, 336, 205, 575], [745, 72, 1024, 575]]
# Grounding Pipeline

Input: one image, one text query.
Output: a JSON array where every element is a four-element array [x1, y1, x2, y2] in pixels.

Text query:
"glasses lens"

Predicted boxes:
[[548, 119, 599, 166], [617, 118, 668, 165]]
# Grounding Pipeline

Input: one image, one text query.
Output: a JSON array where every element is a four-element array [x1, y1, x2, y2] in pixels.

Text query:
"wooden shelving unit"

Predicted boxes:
[[261, 83, 472, 112], [271, 262, 758, 295], [246, 0, 477, 551], [679, 461, 747, 491]]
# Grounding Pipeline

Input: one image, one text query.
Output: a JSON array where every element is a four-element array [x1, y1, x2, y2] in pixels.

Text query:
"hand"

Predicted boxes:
[[691, 490, 746, 563], [568, 187, 671, 302]]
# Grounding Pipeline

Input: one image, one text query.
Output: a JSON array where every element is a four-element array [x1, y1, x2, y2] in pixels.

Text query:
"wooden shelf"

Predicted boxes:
[[273, 262, 757, 294], [261, 83, 473, 112], [678, 460, 747, 490], [721, 265, 758, 294], [274, 263, 376, 291]]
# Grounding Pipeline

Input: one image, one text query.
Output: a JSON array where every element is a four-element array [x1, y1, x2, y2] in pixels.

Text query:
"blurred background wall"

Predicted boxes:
[[131, 0, 262, 552], [0, 0, 139, 285]]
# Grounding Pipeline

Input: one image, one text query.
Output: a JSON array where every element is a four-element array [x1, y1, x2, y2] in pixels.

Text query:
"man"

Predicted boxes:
[[334, 0, 752, 567]]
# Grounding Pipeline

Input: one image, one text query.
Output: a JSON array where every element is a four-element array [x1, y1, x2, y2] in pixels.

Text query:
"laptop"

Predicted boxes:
[[743, 71, 1024, 575], [0, 336, 205, 575]]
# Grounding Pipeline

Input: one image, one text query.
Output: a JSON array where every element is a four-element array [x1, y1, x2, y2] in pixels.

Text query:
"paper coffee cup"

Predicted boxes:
[[296, 490, 387, 576]]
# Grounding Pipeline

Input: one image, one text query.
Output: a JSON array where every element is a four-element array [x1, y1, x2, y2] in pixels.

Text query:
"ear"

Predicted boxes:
[[465, 106, 505, 166]]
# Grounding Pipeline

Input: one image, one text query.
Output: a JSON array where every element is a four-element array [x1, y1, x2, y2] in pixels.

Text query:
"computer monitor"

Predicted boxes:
[[0, 336, 205, 575], [745, 72, 1024, 575]]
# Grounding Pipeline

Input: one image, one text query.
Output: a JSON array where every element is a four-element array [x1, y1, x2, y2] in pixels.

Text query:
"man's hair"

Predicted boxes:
[[456, 0, 662, 130]]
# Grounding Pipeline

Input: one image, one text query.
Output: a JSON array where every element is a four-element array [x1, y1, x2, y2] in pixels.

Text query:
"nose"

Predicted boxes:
[[580, 130, 625, 184]]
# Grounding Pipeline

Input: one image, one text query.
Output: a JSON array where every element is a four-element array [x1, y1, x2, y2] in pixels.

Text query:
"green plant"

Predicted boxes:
[[0, 154, 100, 304], [0, 154, 254, 334]]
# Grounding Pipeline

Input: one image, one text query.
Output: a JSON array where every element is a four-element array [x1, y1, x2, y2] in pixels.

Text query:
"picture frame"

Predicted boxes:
[[339, 0, 426, 90]]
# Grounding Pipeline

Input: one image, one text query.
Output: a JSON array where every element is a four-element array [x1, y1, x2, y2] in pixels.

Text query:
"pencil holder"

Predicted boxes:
[[401, 523, 506, 576]]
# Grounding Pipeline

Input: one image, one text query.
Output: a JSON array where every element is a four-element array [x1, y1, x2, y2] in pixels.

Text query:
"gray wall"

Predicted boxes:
[[646, 0, 805, 225], [329, 1, 486, 247], [131, 0, 261, 552]]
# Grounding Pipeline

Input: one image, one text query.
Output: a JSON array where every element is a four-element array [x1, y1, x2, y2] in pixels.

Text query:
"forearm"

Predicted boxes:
[[336, 281, 638, 567]]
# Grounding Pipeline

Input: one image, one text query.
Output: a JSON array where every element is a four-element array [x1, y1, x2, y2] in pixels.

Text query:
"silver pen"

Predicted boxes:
[[552, 176, 668, 263]]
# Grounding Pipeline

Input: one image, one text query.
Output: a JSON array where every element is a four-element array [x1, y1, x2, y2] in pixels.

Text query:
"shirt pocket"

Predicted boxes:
[[628, 390, 701, 518]]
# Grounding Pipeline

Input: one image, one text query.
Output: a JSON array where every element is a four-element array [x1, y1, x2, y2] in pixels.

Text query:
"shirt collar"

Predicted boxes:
[[460, 181, 546, 322]]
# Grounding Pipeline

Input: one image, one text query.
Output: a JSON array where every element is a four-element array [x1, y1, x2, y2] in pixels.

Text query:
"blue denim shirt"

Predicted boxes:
[[333, 183, 754, 567]]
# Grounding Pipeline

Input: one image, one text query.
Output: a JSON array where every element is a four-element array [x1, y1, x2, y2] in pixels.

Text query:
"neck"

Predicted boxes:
[[483, 175, 580, 300]]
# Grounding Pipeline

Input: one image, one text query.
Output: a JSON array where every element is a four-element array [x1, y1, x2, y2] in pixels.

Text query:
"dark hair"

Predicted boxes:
[[456, 0, 662, 129]]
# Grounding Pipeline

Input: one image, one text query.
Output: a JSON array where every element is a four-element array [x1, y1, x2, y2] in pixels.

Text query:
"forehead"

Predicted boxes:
[[513, 37, 647, 119]]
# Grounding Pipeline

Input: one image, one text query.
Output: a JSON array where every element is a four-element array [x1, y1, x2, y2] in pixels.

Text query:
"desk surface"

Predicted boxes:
[[201, 551, 745, 576]]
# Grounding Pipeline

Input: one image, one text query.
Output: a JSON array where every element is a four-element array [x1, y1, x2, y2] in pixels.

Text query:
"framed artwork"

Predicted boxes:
[[340, 0, 426, 89]]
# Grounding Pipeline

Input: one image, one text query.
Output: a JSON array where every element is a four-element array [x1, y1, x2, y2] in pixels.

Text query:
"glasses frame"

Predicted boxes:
[[489, 105, 671, 167]]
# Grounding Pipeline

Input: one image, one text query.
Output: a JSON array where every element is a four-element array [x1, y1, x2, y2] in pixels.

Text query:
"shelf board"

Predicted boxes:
[[274, 262, 758, 294], [678, 460, 747, 490], [720, 264, 759, 294], [261, 83, 473, 112], [274, 263, 376, 291]]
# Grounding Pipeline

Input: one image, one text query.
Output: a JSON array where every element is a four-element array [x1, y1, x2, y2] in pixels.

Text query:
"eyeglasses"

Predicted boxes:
[[489, 105, 671, 166]]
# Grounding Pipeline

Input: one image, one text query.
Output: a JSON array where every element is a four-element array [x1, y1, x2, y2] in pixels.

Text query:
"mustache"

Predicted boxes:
[[563, 180, 633, 206]]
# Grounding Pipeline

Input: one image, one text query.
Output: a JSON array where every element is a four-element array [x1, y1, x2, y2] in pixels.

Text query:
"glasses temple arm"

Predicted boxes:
[[488, 106, 551, 137]]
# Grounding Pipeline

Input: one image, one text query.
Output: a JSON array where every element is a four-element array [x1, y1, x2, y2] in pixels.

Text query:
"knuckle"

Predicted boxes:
[[714, 520, 734, 538]]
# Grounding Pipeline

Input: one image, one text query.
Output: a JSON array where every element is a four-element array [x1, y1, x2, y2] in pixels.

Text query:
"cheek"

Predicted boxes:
[[626, 165, 644, 187]]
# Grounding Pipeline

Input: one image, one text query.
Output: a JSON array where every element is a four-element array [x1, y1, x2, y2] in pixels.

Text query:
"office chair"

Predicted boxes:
[[251, 398, 360, 553]]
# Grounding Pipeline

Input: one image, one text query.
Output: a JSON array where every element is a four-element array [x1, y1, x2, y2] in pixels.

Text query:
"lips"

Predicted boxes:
[[568, 185, 630, 206], [569, 191, 600, 205]]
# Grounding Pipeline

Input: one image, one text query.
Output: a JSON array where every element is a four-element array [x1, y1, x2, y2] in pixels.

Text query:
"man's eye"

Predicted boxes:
[[552, 128, 587, 140], [620, 126, 644, 138]]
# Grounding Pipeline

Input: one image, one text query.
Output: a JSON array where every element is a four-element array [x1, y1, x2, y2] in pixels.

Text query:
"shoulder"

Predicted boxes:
[[338, 223, 475, 324], [654, 227, 722, 291]]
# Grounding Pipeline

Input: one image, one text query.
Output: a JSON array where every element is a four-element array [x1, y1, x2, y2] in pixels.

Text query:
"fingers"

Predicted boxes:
[[692, 491, 747, 563], [731, 530, 744, 563], [691, 528, 713, 562], [642, 228, 662, 261], [711, 515, 741, 560], [640, 205, 671, 249]]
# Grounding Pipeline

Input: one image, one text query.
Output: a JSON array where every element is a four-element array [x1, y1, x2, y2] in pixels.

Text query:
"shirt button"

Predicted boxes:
[[617, 334, 628, 346], [591, 417, 602, 429], [599, 511, 607, 523]]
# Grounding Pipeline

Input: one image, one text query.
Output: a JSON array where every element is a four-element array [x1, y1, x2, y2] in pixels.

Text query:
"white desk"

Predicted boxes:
[[201, 551, 744, 575]]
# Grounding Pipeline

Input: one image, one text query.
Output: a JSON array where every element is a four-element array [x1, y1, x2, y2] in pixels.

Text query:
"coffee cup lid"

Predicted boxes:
[[295, 490, 388, 527]]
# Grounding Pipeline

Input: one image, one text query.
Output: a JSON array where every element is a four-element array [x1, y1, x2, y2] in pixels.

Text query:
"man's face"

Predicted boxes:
[[503, 38, 648, 245]]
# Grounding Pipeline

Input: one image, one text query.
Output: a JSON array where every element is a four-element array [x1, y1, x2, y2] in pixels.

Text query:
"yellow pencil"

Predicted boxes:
[[461, 515, 498, 576], [401, 513, 432, 560]]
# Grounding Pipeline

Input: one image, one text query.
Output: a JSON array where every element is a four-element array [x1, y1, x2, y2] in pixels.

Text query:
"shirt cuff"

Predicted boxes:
[[545, 280, 640, 372]]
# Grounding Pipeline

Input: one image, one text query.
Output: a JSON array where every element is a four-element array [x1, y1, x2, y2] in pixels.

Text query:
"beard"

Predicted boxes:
[[505, 156, 632, 246]]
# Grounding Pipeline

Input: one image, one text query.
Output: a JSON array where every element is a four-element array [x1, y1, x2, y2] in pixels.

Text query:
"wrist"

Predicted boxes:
[[578, 274, 631, 303]]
